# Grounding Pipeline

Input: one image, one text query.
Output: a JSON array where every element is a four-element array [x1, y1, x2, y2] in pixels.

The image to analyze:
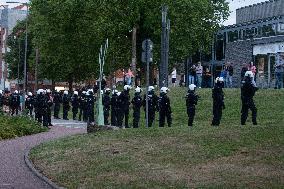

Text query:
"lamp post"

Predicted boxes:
[[6, 1, 28, 106]]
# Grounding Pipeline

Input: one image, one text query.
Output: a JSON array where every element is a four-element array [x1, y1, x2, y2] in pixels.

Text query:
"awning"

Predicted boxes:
[[253, 42, 284, 55]]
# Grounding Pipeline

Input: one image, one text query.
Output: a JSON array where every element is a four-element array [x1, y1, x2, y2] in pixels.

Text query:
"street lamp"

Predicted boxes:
[[6, 1, 28, 107]]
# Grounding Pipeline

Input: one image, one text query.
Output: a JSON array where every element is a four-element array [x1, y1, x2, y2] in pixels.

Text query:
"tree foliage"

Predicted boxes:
[[27, 0, 229, 82]]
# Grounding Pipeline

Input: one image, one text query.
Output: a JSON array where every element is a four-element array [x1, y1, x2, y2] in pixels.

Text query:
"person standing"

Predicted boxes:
[[53, 90, 61, 119], [241, 63, 248, 80], [78, 91, 86, 122], [131, 87, 143, 128], [241, 71, 258, 125], [35, 89, 48, 127], [71, 91, 79, 120], [196, 62, 203, 88], [135, 68, 141, 87], [171, 67, 177, 87], [118, 85, 131, 128], [86, 89, 95, 123], [158, 87, 172, 127], [103, 88, 111, 125], [226, 62, 234, 88], [62, 90, 70, 120], [25, 92, 34, 117], [143, 86, 158, 127], [111, 89, 119, 126], [10, 90, 20, 116], [189, 65, 196, 85], [274, 59, 284, 89], [186, 84, 199, 127], [211, 77, 225, 126], [203, 67, 212, 88]]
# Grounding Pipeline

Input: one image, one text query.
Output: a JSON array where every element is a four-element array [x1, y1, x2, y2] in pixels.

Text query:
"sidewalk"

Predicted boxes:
[[0, 123, 86, 189]]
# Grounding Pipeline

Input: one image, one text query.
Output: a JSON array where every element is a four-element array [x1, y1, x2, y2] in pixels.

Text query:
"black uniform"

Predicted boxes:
[[103, 92, 111, 125], [158, 93, 172, 127], [131, 93, 143, 128], [118, 90, 131, 128], [143, 92, 158, 127], [10, 93, 20, 116], [186, 90, 199, 126], [25, 95, 34, 116], [71, 94, 79, 120], [62, 94, 70, 120], [241, 77, 258, 125], [211, 82, 225, 126], [35, 93, 48, 127], [78, 93, 87, 122], [111, 93, 119, 126], [46, 93, 53, 126], [86, 93, 95, 123], [53, 92, 61, 119]]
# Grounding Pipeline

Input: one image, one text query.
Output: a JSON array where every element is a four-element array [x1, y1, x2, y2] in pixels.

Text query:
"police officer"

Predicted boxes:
[[71, 91, 79, 120], [116, 92, 124, 128], [10, 90, 20, 116], [25, 92, 34, 117], [241, 71, 258, 125], [86, 89, 95, 123], [131, 87, 143, 128], [46, 89, 53, 126], [111, 89, 119, 126], [53, 89, 61, 119], [211, 77, 225, 126], [35, 89, 49, 127], [78, 91, 87, 122], [118, 85, 132, 128], [158, 87, 172, 127], [143, 86, 158, 127], [103, 88, 111, 125], [62, 90, 70, 120], [186, 84, 199, 127]]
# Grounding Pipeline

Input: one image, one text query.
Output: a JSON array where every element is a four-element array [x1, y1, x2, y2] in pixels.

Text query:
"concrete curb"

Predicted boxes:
[[24, 149, 65, 189]]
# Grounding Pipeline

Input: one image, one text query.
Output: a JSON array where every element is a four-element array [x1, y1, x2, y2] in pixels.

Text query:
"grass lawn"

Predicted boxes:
[[30, 88, 284, 188], [0, 114, 48, 140]]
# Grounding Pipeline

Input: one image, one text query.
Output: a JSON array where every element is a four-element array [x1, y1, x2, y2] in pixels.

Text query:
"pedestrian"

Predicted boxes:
[[116, 91, 124, 128], [143, 86, 158, 127], [53, 90, 61, 119], [111, 89, 119, 126], [71, 91, 79, 120], [86, 89, 95, 123], [25, 92, 34, 117], [241, 71, 258, 125], [171, 67, 177, 87], [10, 90, 20, 116], [248, 62, 257, 78], [225, 62, 234, 88], [78, 91, 87, 122], [45, 89, 53, 126], [241, 63, 248, 80], [158, 87, 172, 127], [35, 89, 48, 127], [131, 87, 143, 128], [186, 84, 199, 127], [196, 62, 203, 88], [189, 65, 196, 84], [118, 85, 131, 128], [274, 58, 284, 89], [62, 90, 70, 120], [203, 67, 212, 88], [103, 88, 111, 125], [211, 77, 225, 126]]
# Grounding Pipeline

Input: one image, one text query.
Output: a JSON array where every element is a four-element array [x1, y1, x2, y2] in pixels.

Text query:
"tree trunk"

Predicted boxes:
[[131, 26, 137, 83], [68, 77, 73, 92], [34, 48, 39, 93]]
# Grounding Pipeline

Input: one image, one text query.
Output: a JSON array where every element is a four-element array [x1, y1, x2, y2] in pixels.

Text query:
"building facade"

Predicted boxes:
[[215, 0, 284, 88], [0, 6, 27, 91]]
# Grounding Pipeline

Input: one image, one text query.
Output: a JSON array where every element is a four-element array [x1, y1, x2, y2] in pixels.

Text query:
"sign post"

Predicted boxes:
[[142, 39, 153, 128]]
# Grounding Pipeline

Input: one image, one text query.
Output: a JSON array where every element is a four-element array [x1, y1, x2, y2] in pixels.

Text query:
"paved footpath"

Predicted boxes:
[[0, 120, 86, 189]]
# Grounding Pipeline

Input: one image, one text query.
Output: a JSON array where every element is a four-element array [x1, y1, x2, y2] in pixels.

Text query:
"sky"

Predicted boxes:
[[0, 0, 268, 26], [224, 0, 268, 26]]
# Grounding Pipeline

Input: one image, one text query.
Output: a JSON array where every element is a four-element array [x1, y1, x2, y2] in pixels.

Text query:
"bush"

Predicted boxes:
[[0, 115, 48, 140]]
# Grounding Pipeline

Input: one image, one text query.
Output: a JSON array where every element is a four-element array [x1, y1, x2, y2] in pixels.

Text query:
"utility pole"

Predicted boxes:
[[160, 5, 170, 88], [142, 39, 153, 128]]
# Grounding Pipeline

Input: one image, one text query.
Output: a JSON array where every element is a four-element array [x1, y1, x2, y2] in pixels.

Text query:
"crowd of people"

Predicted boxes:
[[0, 70, 258, 128]]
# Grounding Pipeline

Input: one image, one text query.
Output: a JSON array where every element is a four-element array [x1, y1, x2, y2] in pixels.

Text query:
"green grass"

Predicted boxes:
[[0, 114, 48, 140], [30, 88, 284, 188]]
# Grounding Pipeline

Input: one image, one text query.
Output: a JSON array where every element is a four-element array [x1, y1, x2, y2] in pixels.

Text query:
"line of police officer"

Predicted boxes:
[[0, 70, 258, 127]]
